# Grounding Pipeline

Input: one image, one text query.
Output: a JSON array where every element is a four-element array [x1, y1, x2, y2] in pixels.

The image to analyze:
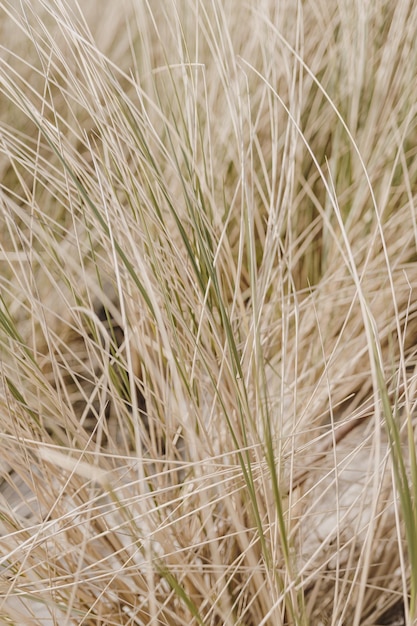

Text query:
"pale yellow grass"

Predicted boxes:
[[1, 1, 417, 625]]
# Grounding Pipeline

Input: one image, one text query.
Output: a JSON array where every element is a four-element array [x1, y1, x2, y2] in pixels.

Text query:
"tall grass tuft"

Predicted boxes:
[[1, 1, 417, 624]]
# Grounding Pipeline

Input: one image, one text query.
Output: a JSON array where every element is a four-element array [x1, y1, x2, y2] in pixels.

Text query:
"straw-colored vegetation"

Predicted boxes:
[[1, 1, 417, 624]]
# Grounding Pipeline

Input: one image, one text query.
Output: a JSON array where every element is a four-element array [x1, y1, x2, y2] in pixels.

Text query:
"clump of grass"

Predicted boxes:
[[1, 0, 417, 624]]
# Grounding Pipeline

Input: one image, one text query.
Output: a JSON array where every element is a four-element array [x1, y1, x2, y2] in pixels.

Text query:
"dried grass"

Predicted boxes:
[[1, 0, 417, 624]]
